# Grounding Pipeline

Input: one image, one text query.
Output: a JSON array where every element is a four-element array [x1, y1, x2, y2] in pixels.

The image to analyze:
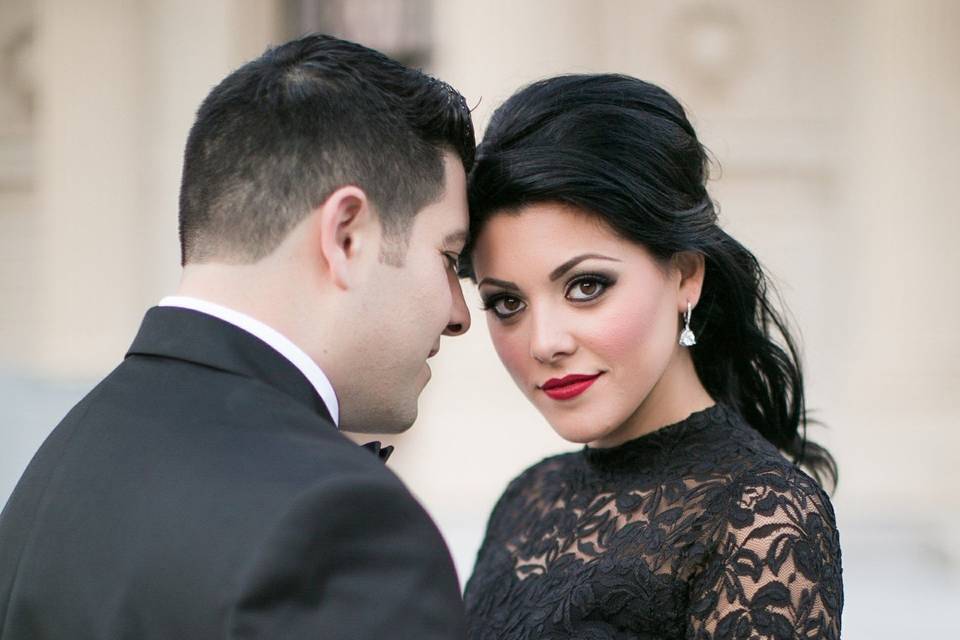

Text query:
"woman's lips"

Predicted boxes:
[[540, 373, 603, 400]]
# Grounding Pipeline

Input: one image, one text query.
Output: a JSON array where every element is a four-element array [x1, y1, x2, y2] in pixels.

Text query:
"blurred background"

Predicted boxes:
[[1, 0, 957, 635]]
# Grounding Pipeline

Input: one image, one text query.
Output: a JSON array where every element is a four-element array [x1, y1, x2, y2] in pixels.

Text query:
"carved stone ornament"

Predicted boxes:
[[666, 3, 750, 98], [290, 0, 432, 67], [0, 0, 35, 190]]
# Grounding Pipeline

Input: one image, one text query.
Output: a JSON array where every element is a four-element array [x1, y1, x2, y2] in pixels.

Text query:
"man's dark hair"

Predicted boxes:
[[178, 33, 475, 265]]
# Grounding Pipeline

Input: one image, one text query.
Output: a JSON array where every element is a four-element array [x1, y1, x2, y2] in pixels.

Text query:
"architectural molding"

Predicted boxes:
[[0, 0, 34, 191]]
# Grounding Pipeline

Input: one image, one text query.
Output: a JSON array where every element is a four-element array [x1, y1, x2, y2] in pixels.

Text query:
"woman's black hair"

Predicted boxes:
[[462, 74, 837, 491]]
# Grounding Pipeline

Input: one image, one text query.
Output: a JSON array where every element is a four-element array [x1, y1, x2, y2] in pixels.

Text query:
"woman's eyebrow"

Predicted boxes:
[[477, 277, 521, 292], [549, 254, 621, 281]]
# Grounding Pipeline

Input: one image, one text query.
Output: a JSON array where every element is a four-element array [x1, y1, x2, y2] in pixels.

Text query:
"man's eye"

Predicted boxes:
[[444, 253, 461, 271], [566, 277, 608, 302]]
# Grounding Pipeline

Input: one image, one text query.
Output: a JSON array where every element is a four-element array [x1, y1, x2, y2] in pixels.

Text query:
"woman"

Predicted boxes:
[[460, 74, 842, 640]]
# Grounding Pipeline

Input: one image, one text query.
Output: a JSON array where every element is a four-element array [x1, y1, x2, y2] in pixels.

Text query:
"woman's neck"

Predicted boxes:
[[589, 347, 715, 448]]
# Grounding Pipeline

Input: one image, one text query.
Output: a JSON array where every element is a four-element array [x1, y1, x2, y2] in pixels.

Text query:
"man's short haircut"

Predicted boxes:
[[178, 33, 475, 265]]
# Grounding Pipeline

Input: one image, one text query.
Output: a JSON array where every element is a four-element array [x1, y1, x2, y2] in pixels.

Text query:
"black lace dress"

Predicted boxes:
[[463, 404, 842, 639]]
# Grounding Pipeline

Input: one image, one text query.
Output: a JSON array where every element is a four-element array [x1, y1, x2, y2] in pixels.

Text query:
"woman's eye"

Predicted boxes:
[[566, 278, 607, 301], [489, 296, 526, 318], [444, 253, 460, 271]]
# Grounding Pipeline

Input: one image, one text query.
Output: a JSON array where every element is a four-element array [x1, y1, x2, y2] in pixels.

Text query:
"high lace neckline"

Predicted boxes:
[[581, 402, 727, 468], [465, 399, 843, 640]]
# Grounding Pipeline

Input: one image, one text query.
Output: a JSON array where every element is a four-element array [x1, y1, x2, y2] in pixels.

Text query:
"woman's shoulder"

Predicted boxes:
[[720, 458, 837, 532], [707, 409, 830, 492], [669, 408, 839, 552], [696, 432, 840, 569]]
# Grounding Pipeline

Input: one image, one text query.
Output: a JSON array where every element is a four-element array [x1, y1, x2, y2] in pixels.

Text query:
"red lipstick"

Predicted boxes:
[[540, 373, 603, 400]]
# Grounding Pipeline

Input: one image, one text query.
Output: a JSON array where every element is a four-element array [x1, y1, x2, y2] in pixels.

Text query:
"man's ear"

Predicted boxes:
[[314, 186, 378, 290], [673, 251, 706, 311]]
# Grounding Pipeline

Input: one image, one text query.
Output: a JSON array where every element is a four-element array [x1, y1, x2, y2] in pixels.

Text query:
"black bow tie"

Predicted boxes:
[[362, 440, 394, 463]]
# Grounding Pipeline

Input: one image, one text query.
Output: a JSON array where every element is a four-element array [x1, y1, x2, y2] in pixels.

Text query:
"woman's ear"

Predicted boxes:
[[673, 251, 706, 311], [313, 186, 377, 290]]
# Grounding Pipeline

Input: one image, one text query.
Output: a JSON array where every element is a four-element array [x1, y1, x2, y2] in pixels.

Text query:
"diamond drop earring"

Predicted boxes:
[[679, 301, 697, 347]]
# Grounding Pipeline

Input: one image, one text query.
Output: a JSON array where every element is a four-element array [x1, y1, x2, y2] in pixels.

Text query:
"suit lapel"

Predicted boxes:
[[126, 306, 335, 424]]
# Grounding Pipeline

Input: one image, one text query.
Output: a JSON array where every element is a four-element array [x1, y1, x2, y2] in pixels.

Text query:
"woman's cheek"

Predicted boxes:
[[488, 323, 530, 387], [585, 297, 660, 358]]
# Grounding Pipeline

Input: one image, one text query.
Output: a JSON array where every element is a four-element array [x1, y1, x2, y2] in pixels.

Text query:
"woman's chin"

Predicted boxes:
[[546, 415, 619, 446]]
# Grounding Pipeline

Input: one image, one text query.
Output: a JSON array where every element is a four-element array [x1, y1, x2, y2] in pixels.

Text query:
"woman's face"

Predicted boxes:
[[471, 202, 702, 447]]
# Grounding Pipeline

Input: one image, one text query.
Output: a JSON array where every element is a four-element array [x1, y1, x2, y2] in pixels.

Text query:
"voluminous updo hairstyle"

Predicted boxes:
[[462, 74, 837, 490]]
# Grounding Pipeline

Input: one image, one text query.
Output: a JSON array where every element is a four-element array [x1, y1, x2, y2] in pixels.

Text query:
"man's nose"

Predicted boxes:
[[442, 274, 471, 336]]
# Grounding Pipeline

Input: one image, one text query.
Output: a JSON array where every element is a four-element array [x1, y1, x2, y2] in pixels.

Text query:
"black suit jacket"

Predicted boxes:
[[0, 307, 466, 639]]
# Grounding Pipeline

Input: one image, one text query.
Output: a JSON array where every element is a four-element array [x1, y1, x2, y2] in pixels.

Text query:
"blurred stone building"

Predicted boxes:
[[1, 1, 958, 635]]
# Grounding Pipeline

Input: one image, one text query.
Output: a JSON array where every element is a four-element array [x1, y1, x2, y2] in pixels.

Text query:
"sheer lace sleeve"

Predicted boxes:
[[687, 468, 842, 640]]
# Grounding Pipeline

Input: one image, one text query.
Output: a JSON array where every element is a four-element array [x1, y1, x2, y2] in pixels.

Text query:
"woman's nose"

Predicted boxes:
[[529, 308, 576, 364]]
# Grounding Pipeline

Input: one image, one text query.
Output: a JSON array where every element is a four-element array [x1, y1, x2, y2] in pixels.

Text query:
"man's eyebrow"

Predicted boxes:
[[443, 230, 468, 247], [549, 254, 621, 281], [477, 277, 520, 292]]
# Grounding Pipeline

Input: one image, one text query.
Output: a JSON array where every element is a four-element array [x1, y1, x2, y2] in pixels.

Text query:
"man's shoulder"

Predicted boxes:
[[117, 350, 395, 478], [20, 352, 406, 524], [0, 357, 456, 639]]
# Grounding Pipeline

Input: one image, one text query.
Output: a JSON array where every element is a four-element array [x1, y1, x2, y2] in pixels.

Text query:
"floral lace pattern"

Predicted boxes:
[[464, 404, 842, 639]]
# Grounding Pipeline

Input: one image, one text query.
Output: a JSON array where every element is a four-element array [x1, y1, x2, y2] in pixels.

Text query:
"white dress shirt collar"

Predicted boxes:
[[159, 295, 340, 426]]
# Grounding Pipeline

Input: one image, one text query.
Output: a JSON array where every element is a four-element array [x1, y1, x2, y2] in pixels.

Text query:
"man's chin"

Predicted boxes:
[[339, 402, 419, 435]]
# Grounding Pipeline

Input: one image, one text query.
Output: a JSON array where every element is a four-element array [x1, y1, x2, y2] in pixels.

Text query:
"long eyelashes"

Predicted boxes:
[[565, 273, 614, 302], [443, 252, 461, 272], [480, 272, 617, 320], [480, 294, 526, 319]]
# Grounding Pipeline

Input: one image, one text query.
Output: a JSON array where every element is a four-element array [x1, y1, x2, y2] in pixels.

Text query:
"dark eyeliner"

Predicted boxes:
[[478, 292, 504, 311], [565, 272, 616, 300], [479, 292, 525, 318]]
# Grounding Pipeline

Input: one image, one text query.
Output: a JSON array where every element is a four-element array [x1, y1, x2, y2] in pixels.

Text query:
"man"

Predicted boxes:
[[0, 34, 474, 639]]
